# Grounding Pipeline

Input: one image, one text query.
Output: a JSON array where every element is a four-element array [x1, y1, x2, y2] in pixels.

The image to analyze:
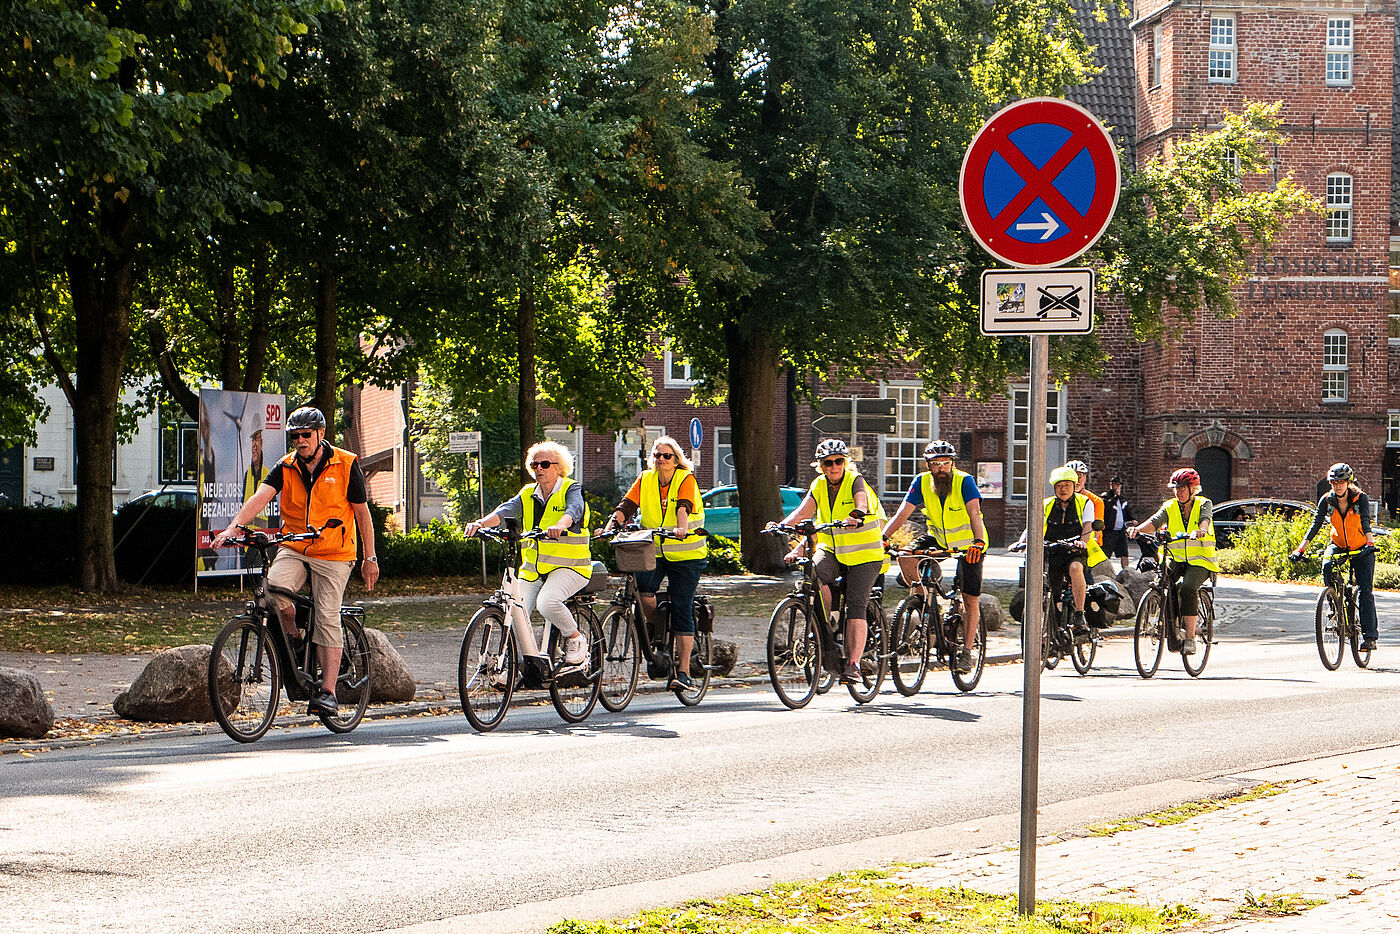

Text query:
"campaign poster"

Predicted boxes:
[[975, 461, 1005, 500], [196, 391, 286, 577]]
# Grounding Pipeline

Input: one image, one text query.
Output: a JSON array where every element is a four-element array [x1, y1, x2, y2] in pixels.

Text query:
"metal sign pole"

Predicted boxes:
[[1019, 333, 1049, 915], [478, 452, 487, 588], [848, 397, 857, 450]]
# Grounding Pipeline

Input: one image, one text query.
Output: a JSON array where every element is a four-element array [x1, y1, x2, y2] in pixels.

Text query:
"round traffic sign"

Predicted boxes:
[[689, 417, 703, 449], [959, 98, 1121, 269]]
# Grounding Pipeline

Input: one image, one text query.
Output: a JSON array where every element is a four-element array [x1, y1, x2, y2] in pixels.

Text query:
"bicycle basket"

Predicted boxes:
[[613, 531, 657, 572], [583, 560, 610, 593]]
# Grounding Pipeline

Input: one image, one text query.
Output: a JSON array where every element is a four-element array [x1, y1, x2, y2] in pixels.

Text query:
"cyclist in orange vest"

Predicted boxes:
[[1294, 463, 1379, 650], [213, 406, 379, 717]]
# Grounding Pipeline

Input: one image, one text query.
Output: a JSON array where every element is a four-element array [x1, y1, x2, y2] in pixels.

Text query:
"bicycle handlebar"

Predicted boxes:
[[225, 518, 342, 549], [764, 520, 848, 537], [594, 525, 709, 542]]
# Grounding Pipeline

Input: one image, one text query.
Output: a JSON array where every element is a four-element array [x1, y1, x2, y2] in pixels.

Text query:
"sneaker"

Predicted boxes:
[[671, 671, 694, 691], [489, 668, 512, 691], [563, 632, 588, 666], [1072, 611, 1091, 645], [1181, 638, 1197, 656], [1361, 638, 1378, 651], [955, 650, 972, 673], [308, 689, 339, 716], [840, 663, 864, 685]]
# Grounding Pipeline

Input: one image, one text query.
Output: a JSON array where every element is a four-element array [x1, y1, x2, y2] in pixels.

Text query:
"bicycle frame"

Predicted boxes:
[[477, 528, 592, 676]]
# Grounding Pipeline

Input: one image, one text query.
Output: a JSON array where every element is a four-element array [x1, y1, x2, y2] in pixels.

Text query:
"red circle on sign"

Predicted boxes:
[[959, 98, 1120, 269]]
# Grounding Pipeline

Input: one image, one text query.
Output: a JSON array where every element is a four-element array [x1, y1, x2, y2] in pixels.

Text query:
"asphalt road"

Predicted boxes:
[[3, 576, 1400, 934]]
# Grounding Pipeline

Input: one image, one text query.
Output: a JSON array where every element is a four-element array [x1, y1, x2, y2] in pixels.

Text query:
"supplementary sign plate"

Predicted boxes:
[[980, 268, 1094, 335]]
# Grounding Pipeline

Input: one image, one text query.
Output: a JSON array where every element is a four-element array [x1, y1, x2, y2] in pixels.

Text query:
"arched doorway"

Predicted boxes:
[[1194, 447, 1232, 504]]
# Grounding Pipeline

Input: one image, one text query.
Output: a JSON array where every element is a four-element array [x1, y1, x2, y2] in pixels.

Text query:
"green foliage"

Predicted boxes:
[[704, 534, 745, 575], [1230, 510, 1317, 581], [378, 520, 486, 578], [1374, 563, 1400, 591]]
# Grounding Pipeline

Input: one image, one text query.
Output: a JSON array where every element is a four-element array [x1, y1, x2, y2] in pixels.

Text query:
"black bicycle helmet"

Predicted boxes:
[[923, 440, 957, 459], [287, 406, 327, 431], [1327, 462, 1354, 483]]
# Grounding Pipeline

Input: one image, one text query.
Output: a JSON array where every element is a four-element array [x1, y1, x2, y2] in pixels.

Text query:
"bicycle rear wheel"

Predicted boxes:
[[1350, 590, 1373, 668], [952, 616, 987, 692], [317, 615, 372, 733], [766, 597, 820, 709], [208, 615, 281, 743], [549, 608, 603, 723], [672, 628, 712, 706], [1315, 587, 1344, 671], [846, 603, 887, 704], [459, 608, 515, 732], [1071, 630, 1096, 675], [597, 606, 641, 712], [1040, 597, 1063, 670], [1133, 591, 1165, 679], [1183, 590, 1213, 678], [890, 595, 930, 696]]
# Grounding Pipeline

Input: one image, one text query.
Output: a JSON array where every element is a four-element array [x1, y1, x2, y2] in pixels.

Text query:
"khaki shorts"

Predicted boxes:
[[266, 549, 355, 647]]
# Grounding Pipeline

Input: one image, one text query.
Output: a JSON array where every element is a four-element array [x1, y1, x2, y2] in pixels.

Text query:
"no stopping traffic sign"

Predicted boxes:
[[960, 98, 1120, 269]]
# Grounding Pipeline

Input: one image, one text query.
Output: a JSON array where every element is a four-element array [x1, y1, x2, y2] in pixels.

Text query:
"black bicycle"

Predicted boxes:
[[457, 526, 606, 732], [206, 520, 373, 743], [889, 546, 985, 693], [763, 521, 887, 709], [1133, 532, 1215, 678], [1310, 546, 1374, 670], [593, 526, 715, 710]]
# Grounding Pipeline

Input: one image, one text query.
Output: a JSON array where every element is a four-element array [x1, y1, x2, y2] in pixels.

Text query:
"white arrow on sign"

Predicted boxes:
[[1015, 212, 1060, 241]]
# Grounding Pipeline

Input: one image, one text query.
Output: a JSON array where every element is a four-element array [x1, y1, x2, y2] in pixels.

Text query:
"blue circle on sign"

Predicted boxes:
[[689, 418, 703, 449], [982, 123, 1098, 245]]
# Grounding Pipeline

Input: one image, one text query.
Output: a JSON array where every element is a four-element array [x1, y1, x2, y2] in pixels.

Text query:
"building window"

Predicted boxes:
[[880, 383, 938, 502], [714, 427, 735, 486], [1220, 148, 1241, 181], [615, 426, 663, 488], [160, 420, 198, 484], [1326, 17, 1353, 86], [1322, 329, 1349, 403], [544, 425, 583, 478], [1326, 173, 1353, 242], [1150, 23, 1163, 89], [1390, 239, 1400, 343], [1388, 413, 1400, 446], [663, 349, 697, 388], [1010, 386, 1067, 502], [1209, 15, 1235, 83]]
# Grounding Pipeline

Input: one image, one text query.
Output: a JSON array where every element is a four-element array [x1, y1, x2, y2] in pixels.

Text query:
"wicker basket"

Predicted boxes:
[[613, 530, 657, 572]]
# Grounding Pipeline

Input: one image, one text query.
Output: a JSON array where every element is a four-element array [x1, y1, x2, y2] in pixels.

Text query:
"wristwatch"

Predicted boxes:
[[365, 555, 378, 563]]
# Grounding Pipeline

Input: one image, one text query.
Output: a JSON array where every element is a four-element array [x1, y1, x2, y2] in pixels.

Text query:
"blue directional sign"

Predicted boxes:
[[960, 98, 1121, 269], [689, 417, 703, 450]]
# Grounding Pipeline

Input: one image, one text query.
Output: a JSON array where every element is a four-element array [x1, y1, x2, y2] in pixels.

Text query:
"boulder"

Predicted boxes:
[[114, 645, 219, 722], [978, 594, 1005, 632], [1116, 568, 1153, 616], [707, 639, 738, 677], [0, 668, 54, 739], [359, 628, 416, 703]]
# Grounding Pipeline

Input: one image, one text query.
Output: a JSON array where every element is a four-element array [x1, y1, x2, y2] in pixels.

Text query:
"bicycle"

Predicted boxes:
[[1032, 537, 1101, 675], [1307, 546, 1374, 670], [1132, 532, 1215, 678], [592, 527, 715, 711], [762, 521, 888, 709], [206, 519, 372, 743], [889, 545, 985, 693], [457, 526, 607, 732]]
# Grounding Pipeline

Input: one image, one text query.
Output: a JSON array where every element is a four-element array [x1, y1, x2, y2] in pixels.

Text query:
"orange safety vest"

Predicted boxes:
[[276, 445, 359, 561], [1328, 493, 1368, 553]]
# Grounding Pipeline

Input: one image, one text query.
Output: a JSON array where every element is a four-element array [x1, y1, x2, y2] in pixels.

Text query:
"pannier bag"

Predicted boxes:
[[1084, 579, 1125, 628], [582, 560, 610, 594], [693, 595, 715, 633], [613, 530, 657, 572]]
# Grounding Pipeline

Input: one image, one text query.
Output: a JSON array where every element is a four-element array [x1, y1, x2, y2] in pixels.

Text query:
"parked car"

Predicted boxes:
[[700, 485, 808, 539], [115, 487, 197, 516], [1211, 498, 1311, 547]]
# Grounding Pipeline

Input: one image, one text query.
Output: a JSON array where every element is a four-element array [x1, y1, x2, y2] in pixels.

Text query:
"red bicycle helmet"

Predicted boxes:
[[1168, 468, 1200, 489]]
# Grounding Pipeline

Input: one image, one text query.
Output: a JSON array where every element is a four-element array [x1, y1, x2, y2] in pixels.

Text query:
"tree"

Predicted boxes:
[[1, 0, 332, 589]]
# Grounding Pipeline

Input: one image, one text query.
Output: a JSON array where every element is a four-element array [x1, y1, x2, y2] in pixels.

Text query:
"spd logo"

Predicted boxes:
[[265, 403, 283, 429]]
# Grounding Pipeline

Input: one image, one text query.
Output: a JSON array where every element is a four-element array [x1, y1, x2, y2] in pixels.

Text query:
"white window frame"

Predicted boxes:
[[714, 426, 735, 487], [1326, 17, 1353, 86], [1008, 386, 1068, 503], [615, 425, 663, 487], [1388, 412, 1400, 447], [1150, 23, 1163, 89], [879, 382, 938, 503], [1322, 328, 1349, 403], [663, 349, 697, 388], [1326, 173, 1353, 243], [544, 425, 583, 479], [1209, 14, 1236, 83]]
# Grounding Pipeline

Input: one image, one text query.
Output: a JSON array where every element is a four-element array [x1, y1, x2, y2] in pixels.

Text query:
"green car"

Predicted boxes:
[[700, 485, 808, 540]]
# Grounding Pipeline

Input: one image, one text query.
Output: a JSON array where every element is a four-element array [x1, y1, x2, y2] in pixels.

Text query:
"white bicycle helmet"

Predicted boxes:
[[814, 438, 849, 460], [1065, 459, 1089, 475]]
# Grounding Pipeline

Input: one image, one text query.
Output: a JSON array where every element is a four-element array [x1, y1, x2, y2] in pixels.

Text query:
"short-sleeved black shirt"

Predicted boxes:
[[263, 441, 368, 504]]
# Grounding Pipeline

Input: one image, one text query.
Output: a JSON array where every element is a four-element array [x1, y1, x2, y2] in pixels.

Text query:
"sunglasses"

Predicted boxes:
[[652, 452, 675, 461], [821, 457, 846, 467], [289, 430, 317, 440], [530, 460, 555, 470]]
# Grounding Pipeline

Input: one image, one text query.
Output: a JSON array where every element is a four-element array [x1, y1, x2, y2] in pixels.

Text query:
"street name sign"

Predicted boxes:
[[960, 98, 1120, 270], [818, 397, 896, 418], [448, 431, 481, 454], [812, 413, 899, 435], [980, 268, 1095, 335]]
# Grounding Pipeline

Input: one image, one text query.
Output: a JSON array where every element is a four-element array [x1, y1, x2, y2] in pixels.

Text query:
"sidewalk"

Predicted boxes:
[[901, 745, 1400, 932]]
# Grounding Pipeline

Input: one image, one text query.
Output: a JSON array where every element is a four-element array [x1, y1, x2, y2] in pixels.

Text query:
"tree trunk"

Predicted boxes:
[[314, 262, 339, 442], [517, 284, 537, 486], [216, 267, 240, 386], [727, 313, 787, 572], [241, 250, 272, 393]]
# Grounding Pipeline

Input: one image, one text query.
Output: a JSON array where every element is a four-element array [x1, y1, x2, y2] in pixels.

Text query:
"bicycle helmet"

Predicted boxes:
[[924, 439, 957, 459], [1168, 468, 1200, 488], [287, 406, 327, 431], [1049, 466, 1078, 486], [1065, 459, 1090, 475], [813, 438, 849, 460], [1328, 462, 1354, 483]]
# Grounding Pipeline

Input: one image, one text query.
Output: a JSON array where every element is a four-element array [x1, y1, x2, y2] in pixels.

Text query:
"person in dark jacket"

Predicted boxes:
[[1101, 476, 1136, 572]]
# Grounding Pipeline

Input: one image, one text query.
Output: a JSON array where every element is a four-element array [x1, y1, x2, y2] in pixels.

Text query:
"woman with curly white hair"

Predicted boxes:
[[466, 440, 592, 676]]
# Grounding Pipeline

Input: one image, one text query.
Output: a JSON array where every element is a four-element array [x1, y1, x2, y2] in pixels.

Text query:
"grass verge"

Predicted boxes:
[[548, 871, 1191, 933], [1084, 781, 1294, 837]]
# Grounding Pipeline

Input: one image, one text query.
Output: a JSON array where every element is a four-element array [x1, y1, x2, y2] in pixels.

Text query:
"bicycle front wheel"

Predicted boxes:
[[1134, 591, 1165, 679], [952, 617, 987, 693], [673, 628, 712, 706], [317, 615, 372, 733], [1071, 630, 1097, 675], [1315, 587, 1344, 671], [766, 597, 820, 709], [1182, 590, 1213, 678], [459, 608, 515, 732], [890, 595, 930, 697], [1040, 597, 1063, 670], [208, 615, 281, 743], [846, 603, 887, 704], [597, 606, 641, 712], [549, 608, 603, 723], [1350, 591, 1372, 668]]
